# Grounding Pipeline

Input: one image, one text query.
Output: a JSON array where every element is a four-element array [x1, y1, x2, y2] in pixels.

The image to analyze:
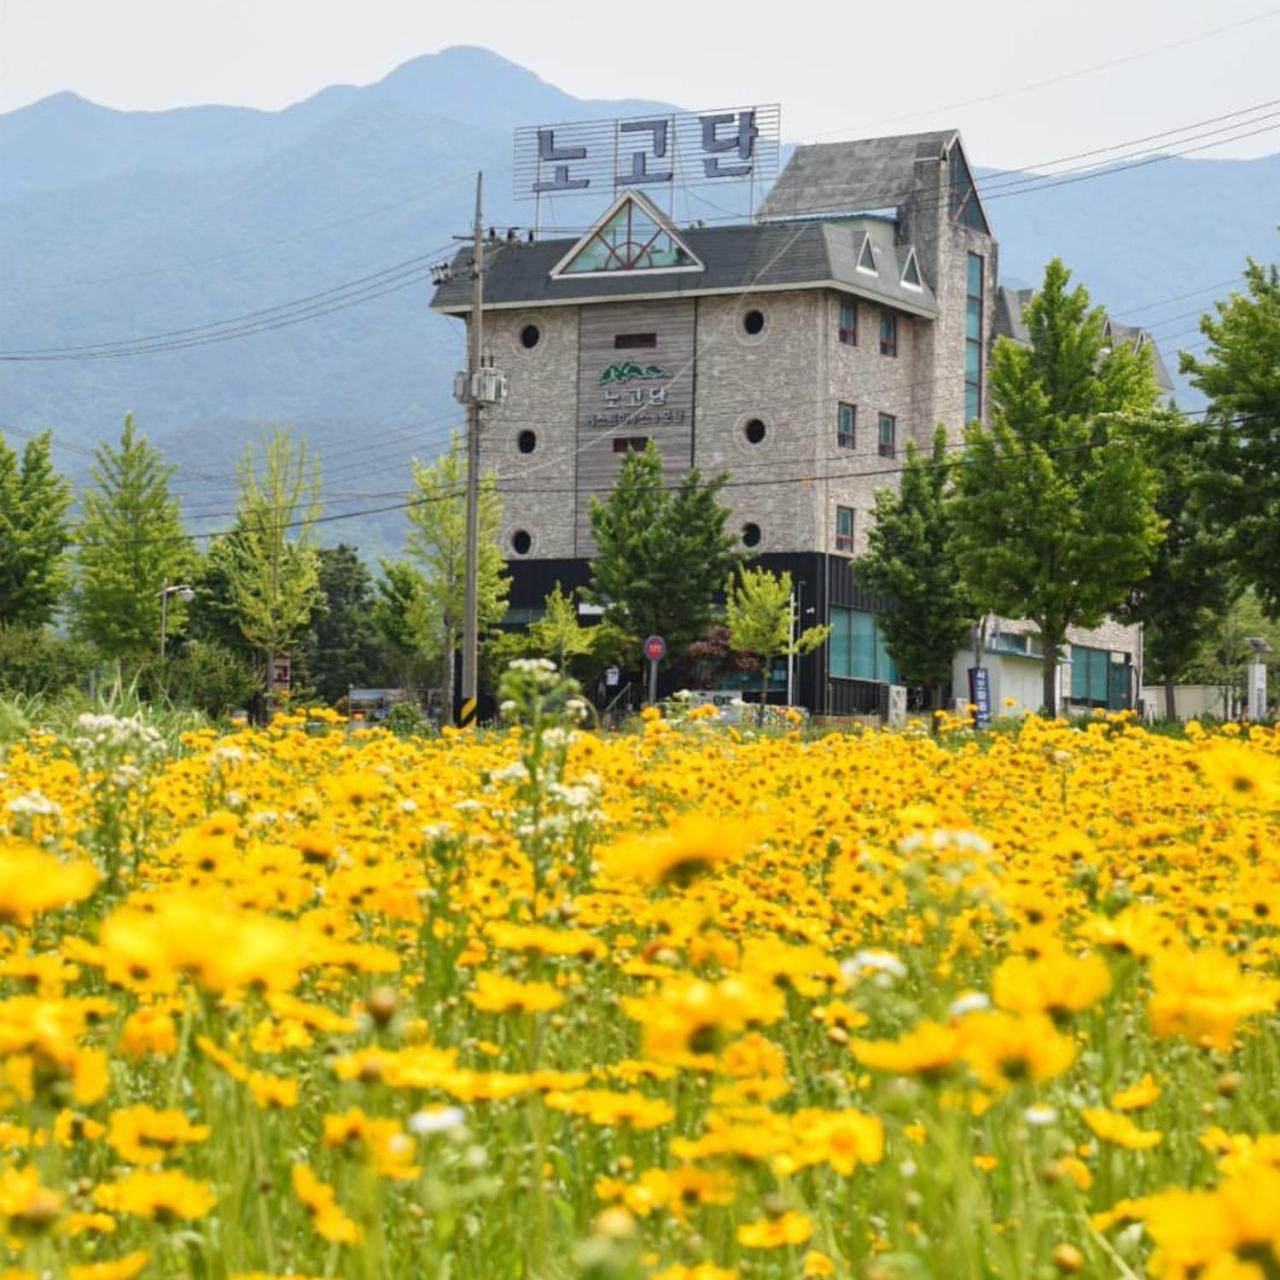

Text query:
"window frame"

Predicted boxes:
[[835, 505, 855, 553], [836, 402, 857, 450], [877, 413, 897, 458], [879, 311, 898, 357], [838, 299, 858, 346]]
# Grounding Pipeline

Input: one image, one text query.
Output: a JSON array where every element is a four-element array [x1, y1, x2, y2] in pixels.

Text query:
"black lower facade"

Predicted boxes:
[[503, 552, 896, 716]]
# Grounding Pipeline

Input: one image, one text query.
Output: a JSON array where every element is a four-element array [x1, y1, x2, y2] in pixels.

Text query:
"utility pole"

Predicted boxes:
[[460, 173, 484, 729], [453, 172, 506, 728]]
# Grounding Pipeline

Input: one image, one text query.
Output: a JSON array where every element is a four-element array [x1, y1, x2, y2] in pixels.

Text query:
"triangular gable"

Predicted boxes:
[[856, 234, 878, 274], [901, 248, 922, 289], [550, 190, 703, 279], [946, 139, 992, 236]]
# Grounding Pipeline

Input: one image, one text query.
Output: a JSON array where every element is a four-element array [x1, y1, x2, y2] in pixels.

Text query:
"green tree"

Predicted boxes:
[[1119, 408, 1237, 720], [72, 413, 192, 660], [0, 430, 73, 628], [586, 441, 739, 662], [225, 428, 323, 691], [403, 434, 509, 716], [1181, 256, 1280, 618], [725, 566, 830, 716], [528, 583, 595, 674], [300, 544, 384, 705], [854, 428, 974, 706], [951, 259, 1163, 712], [1184, 588, 1280, 713]]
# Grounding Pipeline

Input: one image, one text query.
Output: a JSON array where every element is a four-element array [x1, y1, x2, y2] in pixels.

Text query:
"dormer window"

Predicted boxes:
[[901, 249, 922, 290], [550, 190, 703, 278], [857, 236, 878, 275]]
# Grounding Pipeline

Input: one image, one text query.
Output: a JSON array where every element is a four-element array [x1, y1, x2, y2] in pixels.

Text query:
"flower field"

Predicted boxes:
[[1, 674, 1279, 1280]]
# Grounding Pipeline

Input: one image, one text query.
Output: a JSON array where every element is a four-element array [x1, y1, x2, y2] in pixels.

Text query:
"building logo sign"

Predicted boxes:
[[599, 360, 671, 385], [514, 105, 781, 201]]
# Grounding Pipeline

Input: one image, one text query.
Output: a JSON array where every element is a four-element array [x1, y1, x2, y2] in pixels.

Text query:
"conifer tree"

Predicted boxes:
[[855, 427, 973, 707], [73, 414, 192, 659], [586, 442, 738, 659], [950, 259, 1163, 713], [0, 430, 72, 628]]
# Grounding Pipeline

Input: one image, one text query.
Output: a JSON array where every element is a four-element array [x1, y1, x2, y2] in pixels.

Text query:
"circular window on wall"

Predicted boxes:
[[744, 418, 766, 445], [742, 309, 765, 336], [517, 429, 537, 454], [511, 529, 532, 556], [741, 522, 762, 548], [519, 323, 541, 350]]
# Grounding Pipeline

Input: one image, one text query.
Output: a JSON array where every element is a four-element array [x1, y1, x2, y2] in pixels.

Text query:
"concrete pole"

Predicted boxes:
[[460, 172, 483, 727]]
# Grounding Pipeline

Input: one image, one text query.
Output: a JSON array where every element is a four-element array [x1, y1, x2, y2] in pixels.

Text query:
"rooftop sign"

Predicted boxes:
[[513, 105, 781, 202]]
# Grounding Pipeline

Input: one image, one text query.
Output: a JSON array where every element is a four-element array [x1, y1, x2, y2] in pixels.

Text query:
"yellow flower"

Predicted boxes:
[[0, 1166, 63, 1234], [0, 841, 99, 925], [1110, 1073, 1161, 1111], [93, 1170, 216, 1221], [991, 950, 1111, 1019], [107, 1106, 210, 1164], [291, 1164, 362, 1244], [1148, 948, 1277, 1051], [599, 813, 758, 886], [67, 1253, 149, 1280], [803, 1251, 835, 1278], [737, 1210, 812, 1249], [852, 1021, 962, 1081], [1197, 739, 1280, 807], [1082, 1108, 1163, 1150], [958, 1012, 1077, 1088], [467, 971, 564, 1015]]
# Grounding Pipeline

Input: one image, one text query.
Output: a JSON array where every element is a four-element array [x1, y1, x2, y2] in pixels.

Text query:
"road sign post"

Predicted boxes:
[[643, 635, 666, 705]]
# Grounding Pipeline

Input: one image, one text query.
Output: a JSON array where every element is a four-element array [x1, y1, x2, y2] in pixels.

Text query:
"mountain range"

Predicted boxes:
[[2, 45, 1277, 555]]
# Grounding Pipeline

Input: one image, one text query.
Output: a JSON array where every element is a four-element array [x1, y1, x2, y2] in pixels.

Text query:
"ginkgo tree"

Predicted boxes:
[[404, 433, 509, 718], [725, 566, 829, 719]]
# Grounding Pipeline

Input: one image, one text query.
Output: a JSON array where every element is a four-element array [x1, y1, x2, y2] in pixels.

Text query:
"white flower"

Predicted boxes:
[[6, 791, 61, 817], [1024, 1104, 1058, 1127], [842, 950, 907, 982], [948, 991, 991, 1019], [410, 1107, 466, 1136]]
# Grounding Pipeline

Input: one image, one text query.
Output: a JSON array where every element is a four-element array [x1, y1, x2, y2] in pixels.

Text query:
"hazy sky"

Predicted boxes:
[[2, 0, 1277, 168]]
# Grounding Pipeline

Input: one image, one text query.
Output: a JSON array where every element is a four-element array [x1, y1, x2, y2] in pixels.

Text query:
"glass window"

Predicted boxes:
[[839, 300, 857, 345], [950, 147, 991, 234], [614, 333, 657, 349], [830, 608, 900, 682], [560, 198, 696, 274], [1070, 646, 1112, 705], [965, 251, 984, 423], [902, 253, 921, 288], [879, 312, 898, 357], [835, 506, 855, 552], [878, 414, 896, 457], [837, 402, 856, 449]]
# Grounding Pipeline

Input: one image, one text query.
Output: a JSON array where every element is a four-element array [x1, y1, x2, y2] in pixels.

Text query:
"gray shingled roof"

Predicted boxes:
[[993, 286, 1176, 394], [757, 131, 958, 220], [430, 219, 939, 317]]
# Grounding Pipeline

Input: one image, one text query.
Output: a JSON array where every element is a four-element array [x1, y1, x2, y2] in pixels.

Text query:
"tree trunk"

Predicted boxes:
[[443, 636, 456, 726], [1042, 641, 1061, 717], [760, 654, 770, 726], [1164, 674, 1177, 723]]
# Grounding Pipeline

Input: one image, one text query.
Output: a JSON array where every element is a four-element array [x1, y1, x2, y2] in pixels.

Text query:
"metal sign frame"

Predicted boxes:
[[514, 105, 781, 213]]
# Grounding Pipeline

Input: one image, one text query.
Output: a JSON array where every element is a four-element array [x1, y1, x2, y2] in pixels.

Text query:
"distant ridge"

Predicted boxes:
[[2, 47, 1277, 557]]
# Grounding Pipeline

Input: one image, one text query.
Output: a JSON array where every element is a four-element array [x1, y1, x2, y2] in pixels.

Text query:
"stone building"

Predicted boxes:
[[431, 129, 1153, 716]]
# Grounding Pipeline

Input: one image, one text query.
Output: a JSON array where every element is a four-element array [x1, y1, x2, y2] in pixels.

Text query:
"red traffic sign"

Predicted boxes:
[[643, 635, 667, 663]]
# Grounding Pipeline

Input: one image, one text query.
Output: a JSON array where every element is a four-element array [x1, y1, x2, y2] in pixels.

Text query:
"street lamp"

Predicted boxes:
[[158, 583, 195, 659]]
